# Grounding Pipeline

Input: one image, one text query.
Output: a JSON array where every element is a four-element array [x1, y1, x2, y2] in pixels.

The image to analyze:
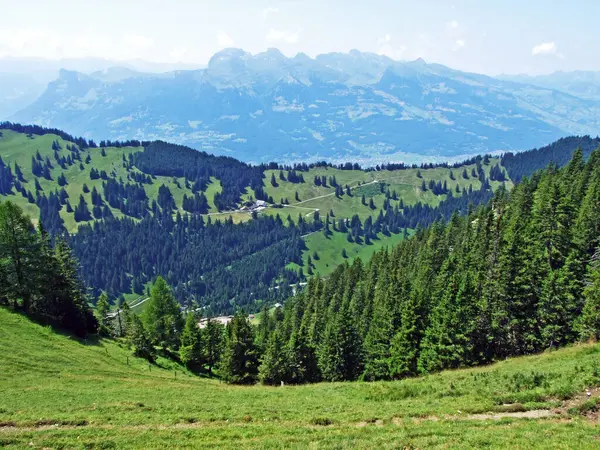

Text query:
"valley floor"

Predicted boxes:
[[1, 307, 600, 449]]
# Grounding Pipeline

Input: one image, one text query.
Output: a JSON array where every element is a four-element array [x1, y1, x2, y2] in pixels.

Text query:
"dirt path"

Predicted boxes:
[[464, 410, 556, 420]]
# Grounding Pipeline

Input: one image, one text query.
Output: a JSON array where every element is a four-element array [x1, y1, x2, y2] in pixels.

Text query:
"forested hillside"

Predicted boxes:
[[502, 135, 600, 182], [252, 148, 600, 383], [0, 122, 596, 315], [0, 122, 513, 312]]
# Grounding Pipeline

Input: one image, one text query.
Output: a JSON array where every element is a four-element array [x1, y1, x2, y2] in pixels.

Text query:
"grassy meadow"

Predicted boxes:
[[0, 130, 223, 231], [2, 307, 600, 449], [288, 229, 409, 277]]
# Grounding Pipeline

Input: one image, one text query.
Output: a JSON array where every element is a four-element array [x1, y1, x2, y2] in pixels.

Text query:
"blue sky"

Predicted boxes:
[[1, 0, 598, 75]]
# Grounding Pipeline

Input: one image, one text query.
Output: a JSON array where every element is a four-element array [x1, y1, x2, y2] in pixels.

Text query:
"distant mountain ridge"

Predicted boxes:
[[11, 49, 600, 163]]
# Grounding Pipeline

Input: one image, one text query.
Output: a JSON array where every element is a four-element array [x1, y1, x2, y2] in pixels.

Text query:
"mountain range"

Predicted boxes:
[[8, 49, 600, 163]]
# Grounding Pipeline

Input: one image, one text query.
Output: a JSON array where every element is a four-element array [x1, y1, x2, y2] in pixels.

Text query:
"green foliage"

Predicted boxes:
[[203, 317, 224, 374], [179, 313, 204, 370], [258, 325, 290, 384], [0, 201, 96, 336], [258, 149, 600, 382], [95, 292, 112, 334], [143, 276, 183, 350], [578, 256, 600, 341], [128, 314, 156, 362], [218, 311, 259, 384]]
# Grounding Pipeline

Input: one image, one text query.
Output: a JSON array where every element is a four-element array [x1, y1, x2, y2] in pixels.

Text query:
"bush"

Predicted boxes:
[[310, 417, 333, 426]]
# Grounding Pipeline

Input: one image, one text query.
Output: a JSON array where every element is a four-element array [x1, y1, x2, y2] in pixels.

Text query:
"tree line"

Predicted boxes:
[[0, 201, 97, 336], [194, 148, 600, 384]]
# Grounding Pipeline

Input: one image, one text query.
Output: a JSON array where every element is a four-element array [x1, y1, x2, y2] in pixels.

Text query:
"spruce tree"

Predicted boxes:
[[180, 313, 204, 370], [95, 292, 112, 335], [219, 311, 258, 384], [0, 201, 38, 311], [577, 252, 600, 341], [259, 325, 290, 384], [203, 317, 224, 374]]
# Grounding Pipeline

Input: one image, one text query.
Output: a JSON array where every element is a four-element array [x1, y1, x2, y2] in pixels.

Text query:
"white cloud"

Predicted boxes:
[[263, 6, 279, 18], [377, 33, 391, 45], [266, 29, 299, 44], [376, 34, 406, 60], [377, 44, 407, 60], [0, 28, 61, 58], [532, 41, 562, 57], [124, 34, 154, 48], [452, 39, 465, 51], [217, 31, 234, 48], [448, 20, 459, 29]]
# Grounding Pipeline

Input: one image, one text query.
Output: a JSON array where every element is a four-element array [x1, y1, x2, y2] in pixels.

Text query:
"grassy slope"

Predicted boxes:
[[287, 230, 409, 277], [1, 307, 600, 449], [263, 162, 508, 273], [0, 130, 222, 231], [262, 161, 509, 223]]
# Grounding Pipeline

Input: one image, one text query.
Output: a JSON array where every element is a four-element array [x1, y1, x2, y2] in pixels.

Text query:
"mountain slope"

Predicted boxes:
[[501, 71, 600, 101], [1, 306, 599, 449], [12, 49, 600, 163]]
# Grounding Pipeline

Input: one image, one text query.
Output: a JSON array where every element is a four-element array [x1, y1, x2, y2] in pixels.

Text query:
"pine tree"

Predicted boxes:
[[203, 318, 224, 374], [577, 251, 600, 341], [317, 306, 362, 381], [219, 311, 258, 384], [286, 326, 320, 383], [362, 272, 395, 380], [259, 325, 290, 384], [0, 201, 37, 311]]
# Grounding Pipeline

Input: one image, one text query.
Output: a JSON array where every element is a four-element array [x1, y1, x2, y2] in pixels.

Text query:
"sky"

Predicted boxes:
[[1, 0, 599, 76]]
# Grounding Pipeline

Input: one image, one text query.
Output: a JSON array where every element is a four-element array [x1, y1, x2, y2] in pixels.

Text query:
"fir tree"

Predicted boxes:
[[180, 313, 205, 370], [219, 311, 259, 384]]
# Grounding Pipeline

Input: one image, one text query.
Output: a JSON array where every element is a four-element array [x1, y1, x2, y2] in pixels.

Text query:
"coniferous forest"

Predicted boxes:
[[250, 148, 600, 384], [0, 201, 97, 336], [88, 147, 600, 386], [1, 121, 600, 387]]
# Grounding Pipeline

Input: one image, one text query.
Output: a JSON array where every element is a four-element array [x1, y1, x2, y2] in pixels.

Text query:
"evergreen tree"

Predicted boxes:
[[219, 311, 259, 384], [143, 276, 183, 350], [259, 325, 290, 384], [129, 315, 156, 362], [0, 201, 37, 311], [317, 306, 362, 381], [203, 317, 224, 374], [95, 292, 112, 334], [578, 252, 600, 341], [180, 313, 204, 370]]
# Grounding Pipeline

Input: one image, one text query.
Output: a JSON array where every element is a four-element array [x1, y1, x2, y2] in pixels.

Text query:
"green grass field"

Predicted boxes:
[[2, 307, 600, 449], [288, 229, 409, 277], [263, 161, 510, 223]]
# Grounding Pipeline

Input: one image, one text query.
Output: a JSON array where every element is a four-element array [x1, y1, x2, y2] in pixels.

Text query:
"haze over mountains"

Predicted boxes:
[[6, 49, 600, 163]]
